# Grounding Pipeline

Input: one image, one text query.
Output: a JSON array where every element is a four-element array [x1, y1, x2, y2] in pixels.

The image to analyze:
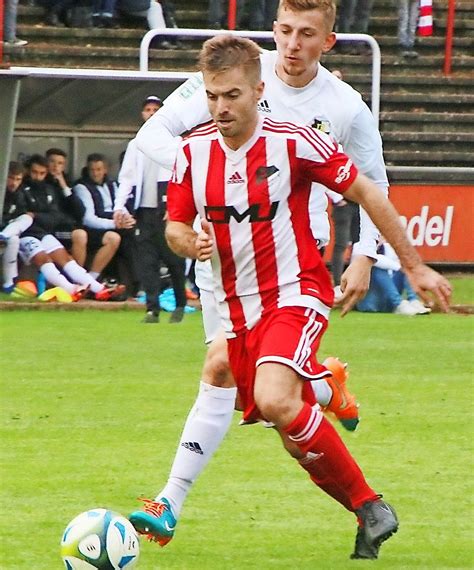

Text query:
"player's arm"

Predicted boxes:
[[135, 74, 211, 168], [337, 105, 389, 312], [344, 174, 452, 311], [113, 139, 137, 228], [166, 219, 214, 261]]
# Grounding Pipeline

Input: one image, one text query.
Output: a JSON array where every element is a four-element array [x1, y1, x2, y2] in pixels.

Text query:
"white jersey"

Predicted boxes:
[[136, 49, 389, 291], [114, 137, 172, 212]]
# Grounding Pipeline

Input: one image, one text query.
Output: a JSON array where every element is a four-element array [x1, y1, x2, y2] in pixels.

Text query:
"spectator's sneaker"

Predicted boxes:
[[129, 498, 176, 547], [410, 299, 432, 314], [94, 283, 127, 301], [142, 311, 159, 324], [394, 299, 418, 316], [355, 498, 398, 555], [185, 287, 199, 300], [169, 307, 184, 323], [322, 356, 359, 431], [71, 286, 88, 302], [350, 525, 379, 559]]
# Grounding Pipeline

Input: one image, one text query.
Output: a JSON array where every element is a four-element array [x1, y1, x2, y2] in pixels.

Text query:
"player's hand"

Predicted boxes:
[[121, 213, 136, 229], [334, 255, 373, 317], [405, 263, 452, 312], [195, 219, 214, 261], [113, 210, 124, 228]]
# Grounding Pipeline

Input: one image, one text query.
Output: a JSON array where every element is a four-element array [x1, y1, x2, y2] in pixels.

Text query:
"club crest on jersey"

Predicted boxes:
[[205, 202, 280, 224], [256, 165, 279, 184], [311, 118, 332, 135]]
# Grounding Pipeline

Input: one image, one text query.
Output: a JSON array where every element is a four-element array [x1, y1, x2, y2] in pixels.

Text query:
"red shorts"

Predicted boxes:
[[227, 306, 329, 422]]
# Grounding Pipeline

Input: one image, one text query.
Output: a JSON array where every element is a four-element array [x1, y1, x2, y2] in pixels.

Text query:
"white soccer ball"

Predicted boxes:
[[61, 508, 140, 569]]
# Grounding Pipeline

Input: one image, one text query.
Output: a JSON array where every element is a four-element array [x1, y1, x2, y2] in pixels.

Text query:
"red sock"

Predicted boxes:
[[299, 454, 353, 512], [284, 403, 378, 510]]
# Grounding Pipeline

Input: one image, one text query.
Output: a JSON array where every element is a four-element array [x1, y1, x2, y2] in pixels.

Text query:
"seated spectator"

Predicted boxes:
[[92, 0, 119, 28], [1, 161, 124, 300], [73, 153, 138, 295], [356, 241, 431, 315], [1, 162, 32, 293], [118, 0, 172, 48], [39, 0, 93, 27], [46, 148, 87, 265], [18, 154, 85, 251], [3, 0, 28, 47]]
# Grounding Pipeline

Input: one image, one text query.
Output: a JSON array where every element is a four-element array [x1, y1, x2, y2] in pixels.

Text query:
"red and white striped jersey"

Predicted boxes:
[[168, 117, 358, 336]]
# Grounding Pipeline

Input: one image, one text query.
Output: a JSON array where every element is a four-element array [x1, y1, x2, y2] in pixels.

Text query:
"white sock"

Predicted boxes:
[[63, 260, 103, 293], [156, 382, 237, 517], [2, 235, 19, 288], [1, 214, 33, 238], [311, 379, 333, 407], [40, 263, 76, 293], [89, 271, 100, 280]]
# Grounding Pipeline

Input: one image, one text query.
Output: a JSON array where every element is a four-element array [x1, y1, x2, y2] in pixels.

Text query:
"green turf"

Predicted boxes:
[[1, 309, 473, 569]]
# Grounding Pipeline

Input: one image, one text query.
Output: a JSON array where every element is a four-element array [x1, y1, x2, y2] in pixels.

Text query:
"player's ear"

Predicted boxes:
[[323, 31, 337, 53], [255, 80, 265, 101]]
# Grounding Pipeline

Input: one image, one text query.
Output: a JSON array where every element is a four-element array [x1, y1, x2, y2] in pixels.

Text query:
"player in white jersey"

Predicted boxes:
[[127, 0, 388, 558], [131, 34, 451, 560]]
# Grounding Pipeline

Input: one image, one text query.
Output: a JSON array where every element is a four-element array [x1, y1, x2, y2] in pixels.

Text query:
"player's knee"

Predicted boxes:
[[202, 349, 234, 388], [254, 390, 292, 424], [103, 231, 121, 249], [72, 228, 88, 247]]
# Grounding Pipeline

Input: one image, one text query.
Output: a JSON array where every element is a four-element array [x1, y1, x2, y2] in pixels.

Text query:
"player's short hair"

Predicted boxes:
[[86, 152, 106, 164], [8, 161, 25, 176], [198, 34, 262, 86], [26, 154, 48, 169], [46, 147, 67, 158], [277, 0, 336, 32]]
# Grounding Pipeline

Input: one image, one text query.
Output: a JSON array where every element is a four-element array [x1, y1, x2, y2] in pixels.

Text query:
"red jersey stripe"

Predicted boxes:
[[205, 140, 247, 333]]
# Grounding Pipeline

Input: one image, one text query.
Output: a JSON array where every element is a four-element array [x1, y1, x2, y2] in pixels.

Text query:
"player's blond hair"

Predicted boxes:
[[198, 35, 262, 86], [277, 0, 336, 32]]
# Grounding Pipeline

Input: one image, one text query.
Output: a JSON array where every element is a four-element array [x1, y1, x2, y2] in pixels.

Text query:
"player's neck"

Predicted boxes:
[[275, 61, 319, 88]]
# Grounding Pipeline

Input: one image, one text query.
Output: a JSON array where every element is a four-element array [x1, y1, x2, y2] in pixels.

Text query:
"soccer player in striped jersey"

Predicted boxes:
[[130, 34, 451, 559], [128, 0, 422, 559]]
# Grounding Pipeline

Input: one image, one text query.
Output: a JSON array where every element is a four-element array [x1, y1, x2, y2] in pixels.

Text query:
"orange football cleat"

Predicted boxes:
[[322, 356, 359, 431]]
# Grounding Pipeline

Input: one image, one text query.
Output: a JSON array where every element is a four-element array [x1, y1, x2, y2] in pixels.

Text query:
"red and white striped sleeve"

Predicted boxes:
[[295, 125, 359, 193]]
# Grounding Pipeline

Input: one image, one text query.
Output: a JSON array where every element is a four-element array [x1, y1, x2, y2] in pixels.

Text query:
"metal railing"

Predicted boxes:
[[139, 29, 381, 126]]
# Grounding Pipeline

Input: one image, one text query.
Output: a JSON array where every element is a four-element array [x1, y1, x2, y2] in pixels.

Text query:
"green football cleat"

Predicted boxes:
[[129, 497, 177, 547]]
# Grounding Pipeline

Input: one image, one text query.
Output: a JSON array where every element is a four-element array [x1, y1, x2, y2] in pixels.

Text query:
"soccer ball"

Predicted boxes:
[[61, 508, 140, 569]]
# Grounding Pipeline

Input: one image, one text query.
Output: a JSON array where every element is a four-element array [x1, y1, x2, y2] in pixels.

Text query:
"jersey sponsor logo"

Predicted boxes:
[[311, 118, 332, 134], [227, 171, 245, 184], [181, 441, 204, 454], [257, 99, 271, 113], [335, 159, 353, 184], [205, 201, 280, 224], [256, 165, 279, 184], [178, 75, 204, 100]]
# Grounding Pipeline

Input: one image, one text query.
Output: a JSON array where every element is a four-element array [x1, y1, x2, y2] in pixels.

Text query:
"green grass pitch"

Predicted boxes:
[[1, 308, 473, 569]]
